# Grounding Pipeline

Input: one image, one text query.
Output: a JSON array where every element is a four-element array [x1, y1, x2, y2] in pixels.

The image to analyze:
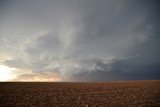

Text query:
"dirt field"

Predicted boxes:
[[0, 80, 160, 107]]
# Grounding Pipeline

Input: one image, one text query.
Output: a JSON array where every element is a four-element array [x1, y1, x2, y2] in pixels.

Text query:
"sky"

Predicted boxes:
[[0, 0, 160, 81]]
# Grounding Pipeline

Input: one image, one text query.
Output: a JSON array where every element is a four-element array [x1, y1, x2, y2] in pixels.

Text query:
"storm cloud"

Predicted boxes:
[[0, 0, 160, 81]]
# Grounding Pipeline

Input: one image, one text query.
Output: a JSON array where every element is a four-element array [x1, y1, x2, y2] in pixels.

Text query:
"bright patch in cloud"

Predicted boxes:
[[0, 65, 16, 81]]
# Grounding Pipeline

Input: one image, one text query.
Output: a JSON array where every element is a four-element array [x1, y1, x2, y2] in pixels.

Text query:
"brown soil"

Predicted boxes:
[[0, 80, 160, 107]]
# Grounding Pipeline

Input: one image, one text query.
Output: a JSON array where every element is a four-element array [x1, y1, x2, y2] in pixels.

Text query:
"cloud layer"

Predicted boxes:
[[0, 0, 160, 81]]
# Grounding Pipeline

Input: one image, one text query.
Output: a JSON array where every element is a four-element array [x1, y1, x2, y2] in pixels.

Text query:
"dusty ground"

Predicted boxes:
[[0, 80, 160, 107]]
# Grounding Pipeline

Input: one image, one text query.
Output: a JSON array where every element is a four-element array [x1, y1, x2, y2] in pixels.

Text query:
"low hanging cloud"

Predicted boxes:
[[12, 73, 61, 81], [0, 0, 160, 81]]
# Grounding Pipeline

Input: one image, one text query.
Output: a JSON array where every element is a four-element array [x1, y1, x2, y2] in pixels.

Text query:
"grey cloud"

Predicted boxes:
[[0, 0, 160, 81], [3, 59, 30, 69], [25, 33, 61, 58], [64, 58, 160, 82]]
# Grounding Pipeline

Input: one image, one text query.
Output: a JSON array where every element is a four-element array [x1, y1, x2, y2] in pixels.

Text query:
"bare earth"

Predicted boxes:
[[0, 80, 160, 107]]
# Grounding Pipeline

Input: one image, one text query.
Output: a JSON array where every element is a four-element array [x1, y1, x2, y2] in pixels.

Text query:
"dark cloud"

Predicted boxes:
[[64, 58, 160, 82], [0, 0, 160, 81]]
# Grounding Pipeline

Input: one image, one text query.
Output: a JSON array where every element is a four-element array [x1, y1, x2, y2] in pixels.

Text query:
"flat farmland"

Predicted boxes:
[[0, 80, 160, 107]]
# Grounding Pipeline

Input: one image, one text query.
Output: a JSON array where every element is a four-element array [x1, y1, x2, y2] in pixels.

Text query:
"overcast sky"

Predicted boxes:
[[0, 0, 160, 81]]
